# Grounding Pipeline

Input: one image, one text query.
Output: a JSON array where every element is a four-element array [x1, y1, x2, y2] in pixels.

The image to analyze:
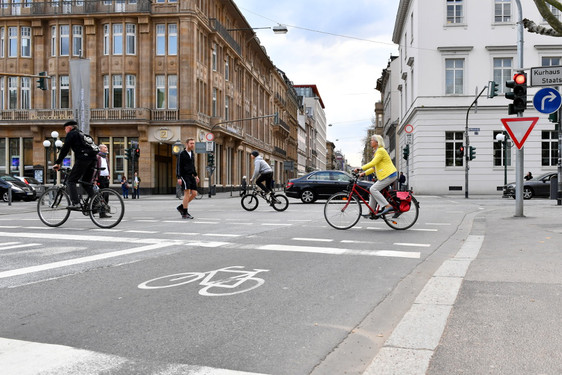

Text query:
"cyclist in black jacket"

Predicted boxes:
[[53, 120, 98, 209], [176, 138, 199, 219]]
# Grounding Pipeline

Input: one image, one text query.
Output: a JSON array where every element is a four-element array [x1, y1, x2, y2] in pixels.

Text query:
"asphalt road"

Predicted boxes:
[[0, 194, 512, 374]]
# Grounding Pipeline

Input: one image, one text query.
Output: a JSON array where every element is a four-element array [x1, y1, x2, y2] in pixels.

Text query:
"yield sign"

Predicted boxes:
[[500, 117, 539, 149]]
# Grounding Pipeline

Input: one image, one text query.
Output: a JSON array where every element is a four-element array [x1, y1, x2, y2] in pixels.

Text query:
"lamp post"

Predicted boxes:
[[227, 24, 288, 34], [43, 130, 63, 185]]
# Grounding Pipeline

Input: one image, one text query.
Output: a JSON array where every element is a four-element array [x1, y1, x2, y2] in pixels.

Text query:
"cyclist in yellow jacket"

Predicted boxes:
[[355, 134, 398, 218]]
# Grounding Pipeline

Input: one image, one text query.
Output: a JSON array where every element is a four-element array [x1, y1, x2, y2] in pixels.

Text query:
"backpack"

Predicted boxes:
[[78, 130, 100, 154]]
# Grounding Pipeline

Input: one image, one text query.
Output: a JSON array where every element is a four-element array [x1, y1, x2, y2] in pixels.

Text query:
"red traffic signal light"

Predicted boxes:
[[514, 73, 526, 85]]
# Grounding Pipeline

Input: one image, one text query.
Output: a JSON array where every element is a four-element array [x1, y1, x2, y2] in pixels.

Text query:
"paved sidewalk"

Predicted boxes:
[[364, 201, 562, 375]]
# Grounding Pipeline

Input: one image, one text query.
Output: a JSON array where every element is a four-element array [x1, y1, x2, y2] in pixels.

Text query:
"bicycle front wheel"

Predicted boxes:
[[383, 195, 419, 230], [138, 272, 205, 289], [37, 187, 71, 227], [241, 194, 259, 211], [324, 192, 361, 230], [271, 194, 289, 212], [89, 189, 125, 228]]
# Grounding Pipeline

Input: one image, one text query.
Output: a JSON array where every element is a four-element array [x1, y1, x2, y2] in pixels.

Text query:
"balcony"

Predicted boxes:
[[273, 146, 286, 157], [0, 108, 177, 122], [272, 118, 290, 133], [0, 0, 152, 17], [209, 18, 242, 56]]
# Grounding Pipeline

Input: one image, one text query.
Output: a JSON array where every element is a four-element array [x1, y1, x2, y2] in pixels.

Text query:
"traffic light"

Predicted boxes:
[[403, 144, 410, 160], [207, 152, 215, 167], [487, 81, 499, 98], [469, 146, 476, 161], [125, 147, 133, 161], [36, 71, 48, 90], [505, 72, 527, 115], [135, 147, 140, 159], [456, 145, 465, 159]]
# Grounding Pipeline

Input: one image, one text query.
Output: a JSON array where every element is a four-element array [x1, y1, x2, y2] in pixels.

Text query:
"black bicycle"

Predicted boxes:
[[241, 186, 289, 212], [37, 169, 125, 228]]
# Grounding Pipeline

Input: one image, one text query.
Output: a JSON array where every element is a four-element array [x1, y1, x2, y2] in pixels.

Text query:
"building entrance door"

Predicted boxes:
[[155, 143, 175, 194]]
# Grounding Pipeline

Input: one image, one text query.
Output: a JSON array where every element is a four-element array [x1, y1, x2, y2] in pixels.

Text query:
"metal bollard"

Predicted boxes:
[[8, 185, 12, 206]]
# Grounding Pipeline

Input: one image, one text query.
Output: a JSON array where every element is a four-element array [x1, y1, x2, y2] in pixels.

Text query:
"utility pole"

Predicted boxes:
[[514, 0, 525, 216]]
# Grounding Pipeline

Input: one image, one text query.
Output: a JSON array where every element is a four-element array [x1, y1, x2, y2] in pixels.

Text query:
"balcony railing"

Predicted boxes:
[[0, 0, 152, 17], [0, 108, 178, 122], [209, 18, 242, 56]]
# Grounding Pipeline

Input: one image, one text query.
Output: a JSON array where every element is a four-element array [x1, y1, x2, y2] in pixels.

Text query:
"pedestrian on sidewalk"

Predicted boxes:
[[132, 172, 141, 199], [176, 138, 199, 219], [121, 176, 129, 199]]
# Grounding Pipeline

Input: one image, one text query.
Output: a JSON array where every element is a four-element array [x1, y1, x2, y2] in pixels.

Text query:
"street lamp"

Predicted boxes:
[[495, 132, 508, 187], [227, 24, 288, 34], [43, 130, 63, 184]]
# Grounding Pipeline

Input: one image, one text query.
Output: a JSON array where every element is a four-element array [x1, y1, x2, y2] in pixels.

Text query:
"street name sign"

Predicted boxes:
[[533, 87, 562, 114], [500, 117, 539, 150], [530, 66, 562, 86]]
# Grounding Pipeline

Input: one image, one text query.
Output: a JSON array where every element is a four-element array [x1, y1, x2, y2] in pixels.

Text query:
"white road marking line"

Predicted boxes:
[[163, 232, 200, 236], [261, 223, 292, 226], [258, 244, 420, 259], [0, 337, 268, 375], [425, 222, 451, 226], [188, 241, 231, 248], [288, 219, 312, 222], [394, 242, 431, 247], [0, 242, 176, 279], [0, 226, 20, 229], [0, 231, 181, 245], [410, 228, 438, 232], [292, 237, 333, 242], [136, 219, 159, 223], [0, 243, 41, 251], [125, 230, 159, 234], [203, 233, 241, 238], [0, 241, 20, 246]]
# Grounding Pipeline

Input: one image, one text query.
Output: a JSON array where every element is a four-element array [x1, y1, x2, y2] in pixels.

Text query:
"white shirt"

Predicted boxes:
[[99, 156, 109, 176]]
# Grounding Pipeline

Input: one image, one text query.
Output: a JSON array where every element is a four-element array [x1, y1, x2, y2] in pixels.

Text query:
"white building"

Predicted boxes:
[[391, 0, 560, 195], [295, 85, 327, 171]]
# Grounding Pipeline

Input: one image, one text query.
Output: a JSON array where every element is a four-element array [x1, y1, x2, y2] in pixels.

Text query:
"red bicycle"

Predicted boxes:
[[323, 172, 419, 230]]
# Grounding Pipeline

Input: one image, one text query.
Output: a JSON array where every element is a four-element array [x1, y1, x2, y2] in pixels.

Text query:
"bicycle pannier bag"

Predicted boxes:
[[395, 191, 412, 212]]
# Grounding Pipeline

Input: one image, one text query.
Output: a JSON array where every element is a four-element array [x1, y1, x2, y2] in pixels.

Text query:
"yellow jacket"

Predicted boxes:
[[362, 147, 397, 180]]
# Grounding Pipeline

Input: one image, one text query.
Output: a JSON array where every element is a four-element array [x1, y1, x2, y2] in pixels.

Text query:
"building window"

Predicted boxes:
[[445, 58, 464, 94], [542, 130, 559, 166], [126, 24, 136, 55], [542, 56, 561, 66], [103, 24, 109, 55], [103, 75, 110, 108], [21, 77, 31, 109], [21, 27, 31, 57], [225, 55, 230, 81], [60, 76, 69, 108], [8, 27, 17, 57], [225, 96, 230, 121], [60, 25, 69, 56], [50, 76, 57, 109], [156, 75, 165, 109], [113, 75, 123, 107], [0, 77, 4, 109], [156, 24, 165, 55], [113, 24, 123, 55], [168, 24, 177, 55], [493, 58, 512, 93], [548, 4, 561, 21], [125, 74, 135, 108], [212, 43, 218, 71], [168, 75, 177, 109], [212, 87, 217, 116], [445, 131, 464, 167], [447, 0, 463, 24], [0, 27, 4, 58], [73, 25, 83, 56], [8, 77, 17, 109], [494, 0, 511, 23], [493, 131, 512, 166], [51, 26, 57, 56]]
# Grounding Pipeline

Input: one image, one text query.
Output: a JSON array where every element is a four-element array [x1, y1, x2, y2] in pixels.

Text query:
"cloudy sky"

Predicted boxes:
[[234, 0, 400, 166]]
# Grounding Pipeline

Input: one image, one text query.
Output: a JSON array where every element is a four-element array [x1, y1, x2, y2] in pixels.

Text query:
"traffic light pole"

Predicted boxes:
[[514, 0, 524, 217], [465, 85, 488, 198]]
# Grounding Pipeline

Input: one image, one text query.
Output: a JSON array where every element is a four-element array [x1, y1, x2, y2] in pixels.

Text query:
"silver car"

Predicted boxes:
[[14, 176, 46, 196]]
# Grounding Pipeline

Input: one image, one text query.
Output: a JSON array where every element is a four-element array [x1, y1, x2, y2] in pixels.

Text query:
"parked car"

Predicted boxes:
[[0, 175, 37, 202], [503, 172, 557, 199], [284, 170, 373, 203], [14, 176, 47, 196]]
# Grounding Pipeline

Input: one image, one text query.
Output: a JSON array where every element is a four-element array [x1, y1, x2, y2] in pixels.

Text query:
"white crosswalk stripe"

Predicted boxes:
[[0, 337, 268, 375]]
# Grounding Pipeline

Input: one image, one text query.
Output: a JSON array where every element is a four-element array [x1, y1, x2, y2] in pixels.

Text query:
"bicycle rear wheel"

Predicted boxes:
[[383, 195, 419, 230], [241, 194, 259, 211], [138, 272, 205, 289], [324, 192, 361, 230], [89, 188, 125, 228], [37, 187, 71, 227], [271, 194, 289, 211]]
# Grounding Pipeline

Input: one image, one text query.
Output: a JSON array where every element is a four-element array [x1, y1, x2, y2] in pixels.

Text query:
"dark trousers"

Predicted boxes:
[[256, 172, 273, 194], [67, 158, 97, 204]]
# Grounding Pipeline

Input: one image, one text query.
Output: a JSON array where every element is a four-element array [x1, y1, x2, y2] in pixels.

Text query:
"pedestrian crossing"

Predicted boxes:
[[0, 337, 267, 375]]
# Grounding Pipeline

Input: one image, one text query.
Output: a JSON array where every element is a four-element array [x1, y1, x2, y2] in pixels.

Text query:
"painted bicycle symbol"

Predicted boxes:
[[137, 266, 269, 296]]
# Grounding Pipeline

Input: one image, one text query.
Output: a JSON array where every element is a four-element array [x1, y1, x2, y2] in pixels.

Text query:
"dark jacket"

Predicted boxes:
[[55, 128, 97, 164], [176, 149, 197, 178]]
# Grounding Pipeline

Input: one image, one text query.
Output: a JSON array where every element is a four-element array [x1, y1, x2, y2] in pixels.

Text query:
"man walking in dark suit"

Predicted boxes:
[[176, 138, 199, 219]]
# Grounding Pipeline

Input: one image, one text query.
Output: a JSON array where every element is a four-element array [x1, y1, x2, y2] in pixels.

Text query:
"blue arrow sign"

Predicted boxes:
[[533, 87, 562, 114]]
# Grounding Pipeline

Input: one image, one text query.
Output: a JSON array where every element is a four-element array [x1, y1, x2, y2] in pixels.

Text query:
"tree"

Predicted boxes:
[[523, 0, 562, 36]]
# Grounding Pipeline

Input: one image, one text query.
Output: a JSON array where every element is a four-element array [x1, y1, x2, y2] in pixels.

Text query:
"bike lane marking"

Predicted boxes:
[[257, 244, 420, 259], [0, 337, 269, 375]]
